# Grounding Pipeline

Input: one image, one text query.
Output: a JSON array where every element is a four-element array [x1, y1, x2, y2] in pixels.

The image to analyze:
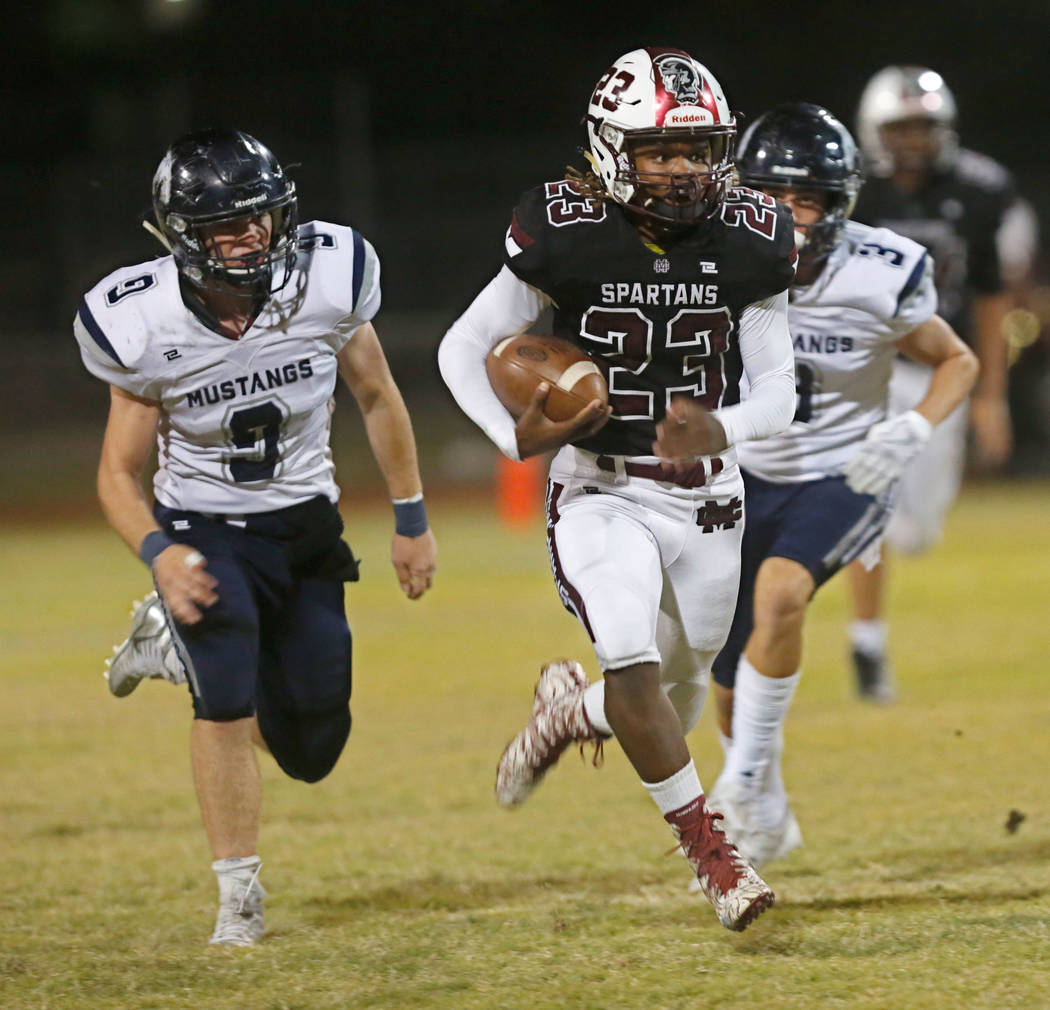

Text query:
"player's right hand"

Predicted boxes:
[[514, 382, 611, 459], [844, 409, 932, 497], [652, 396, 729, 465], [153, 545, 219, 625]]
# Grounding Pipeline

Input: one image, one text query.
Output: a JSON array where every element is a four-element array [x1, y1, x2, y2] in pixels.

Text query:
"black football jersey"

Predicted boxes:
[[852, 149, 1014, 339], [504, 181, 797, 456]]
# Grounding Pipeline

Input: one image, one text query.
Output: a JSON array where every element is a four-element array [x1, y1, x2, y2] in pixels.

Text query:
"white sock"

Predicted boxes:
[[212, 855, 261, 874], [211, 855, 262, 901], [756, 727, 789, 829], [583, 680, 614, 737], [721, 657, 799, 798], [765, 726, 786, 798], [718, 729, 733, 761], [850, 619, 887, 656], [642, 759, 704, 817]]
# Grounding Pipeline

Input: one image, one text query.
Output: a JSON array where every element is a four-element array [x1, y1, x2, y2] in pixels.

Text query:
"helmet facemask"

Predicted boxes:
[[760, 182, 859, 265], [617, 128, 736, 225], [162, 192, 298, 296], [876, 117, 953, 177]]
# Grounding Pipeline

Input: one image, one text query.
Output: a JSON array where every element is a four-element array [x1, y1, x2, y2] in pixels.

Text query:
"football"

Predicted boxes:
[[486, 334, 608, 422]]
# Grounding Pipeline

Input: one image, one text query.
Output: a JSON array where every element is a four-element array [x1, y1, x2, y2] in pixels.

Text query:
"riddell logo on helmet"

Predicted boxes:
[[665, 106, 714, 127], [234, 195, 267, 208]]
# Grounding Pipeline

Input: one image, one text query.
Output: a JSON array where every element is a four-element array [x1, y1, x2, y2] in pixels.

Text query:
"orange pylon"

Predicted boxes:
[[497, 453, 545, 528]]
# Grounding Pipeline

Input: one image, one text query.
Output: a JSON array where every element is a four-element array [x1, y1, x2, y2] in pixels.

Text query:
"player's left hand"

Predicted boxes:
[[970, 395, 1013, 468], [652, 396, 729, 472], [844, 410, 932, 496], [392, 528, 437, 600]]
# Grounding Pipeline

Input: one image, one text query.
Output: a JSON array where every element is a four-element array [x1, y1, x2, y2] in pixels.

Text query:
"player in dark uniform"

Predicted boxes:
[[440, 47, 797, 931], [845, 66, 1018, 699]]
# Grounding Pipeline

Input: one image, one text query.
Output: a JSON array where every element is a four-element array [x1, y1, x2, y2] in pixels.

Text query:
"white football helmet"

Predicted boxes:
[[856, 66, 958, 176], [585, 47, 736, 223]]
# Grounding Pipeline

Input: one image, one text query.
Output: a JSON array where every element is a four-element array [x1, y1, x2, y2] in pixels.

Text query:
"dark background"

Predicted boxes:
[[3, 0, 1048, 500]]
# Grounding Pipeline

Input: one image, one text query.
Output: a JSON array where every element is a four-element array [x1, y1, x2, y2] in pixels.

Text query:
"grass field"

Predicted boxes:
[[1, 481, 1048, 1009]]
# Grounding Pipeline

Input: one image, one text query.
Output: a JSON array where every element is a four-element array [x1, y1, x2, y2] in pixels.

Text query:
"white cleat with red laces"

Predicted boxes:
[[495, 659, 597, 808], [671, 797, 775, 931]]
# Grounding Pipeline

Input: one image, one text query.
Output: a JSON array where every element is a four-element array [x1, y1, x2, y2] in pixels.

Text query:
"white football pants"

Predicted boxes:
[[886, 357, 969, 555], [546, 446, 745, 734]]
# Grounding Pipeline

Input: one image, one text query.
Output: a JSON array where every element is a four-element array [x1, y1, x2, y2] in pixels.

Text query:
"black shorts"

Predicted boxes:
[[712, 470, 889, 689], [154, 495, 360, 727]]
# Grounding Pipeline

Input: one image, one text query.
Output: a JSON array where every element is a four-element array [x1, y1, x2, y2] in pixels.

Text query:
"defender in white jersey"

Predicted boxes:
[[76, 130, 437, 946], [704, 105, 976, 871], [441, 49, 798, 932]]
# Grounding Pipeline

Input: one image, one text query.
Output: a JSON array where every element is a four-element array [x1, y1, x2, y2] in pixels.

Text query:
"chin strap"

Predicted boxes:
[[142, 219, 172, 251]]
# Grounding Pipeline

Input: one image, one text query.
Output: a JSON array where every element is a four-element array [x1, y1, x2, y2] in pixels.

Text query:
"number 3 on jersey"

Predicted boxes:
[[793, 362, 820, 424], [580, 307, 731, 419], [224, 401, 286, 482]]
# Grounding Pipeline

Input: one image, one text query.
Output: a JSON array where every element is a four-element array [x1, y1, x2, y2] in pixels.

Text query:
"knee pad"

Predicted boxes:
[[662, 647, 714, 735], [260, 703, 352, 783], [587, 582, 660, 670]]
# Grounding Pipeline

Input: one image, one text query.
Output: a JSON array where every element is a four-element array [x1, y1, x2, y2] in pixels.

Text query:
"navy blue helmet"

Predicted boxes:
[[151, 129, 298, 293], [736, 103, 862, 261]]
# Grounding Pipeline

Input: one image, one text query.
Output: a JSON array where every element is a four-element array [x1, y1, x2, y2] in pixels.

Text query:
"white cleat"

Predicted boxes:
[[705, 782, 803, 872], [672, 799, 775, 931], [104, 592, 186, 698], [532, 658, 588, 712], [495, 659, 597, 809], [210, 858, 266, 947]]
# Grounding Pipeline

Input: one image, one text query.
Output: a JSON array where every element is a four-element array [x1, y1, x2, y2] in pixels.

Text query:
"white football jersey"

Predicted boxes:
[[738, 221, 936, 482], [74, 221, 380, 513]]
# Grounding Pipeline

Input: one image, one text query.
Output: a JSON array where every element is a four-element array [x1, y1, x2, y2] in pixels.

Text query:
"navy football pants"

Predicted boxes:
[[712, 470, 888, 690], [155, 499, 355, 783]]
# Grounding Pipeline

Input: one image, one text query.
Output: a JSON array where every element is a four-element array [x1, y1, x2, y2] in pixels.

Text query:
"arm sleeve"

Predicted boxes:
[[437, 265, 551, 460], [712, 291, 796, 446]]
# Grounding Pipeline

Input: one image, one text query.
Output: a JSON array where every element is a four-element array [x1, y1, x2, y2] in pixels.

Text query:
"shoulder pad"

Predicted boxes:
[[76, 258, 175, 371], [298, 220, 381, 323], [296, 220, 382, 349], [721, 187, 793, 247], [954, 149, 1013, 193], [843, 221, 928, 270], [502, 184, 571, 291], [837, 221, 936, 324], [512, 181, 607, 237]]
